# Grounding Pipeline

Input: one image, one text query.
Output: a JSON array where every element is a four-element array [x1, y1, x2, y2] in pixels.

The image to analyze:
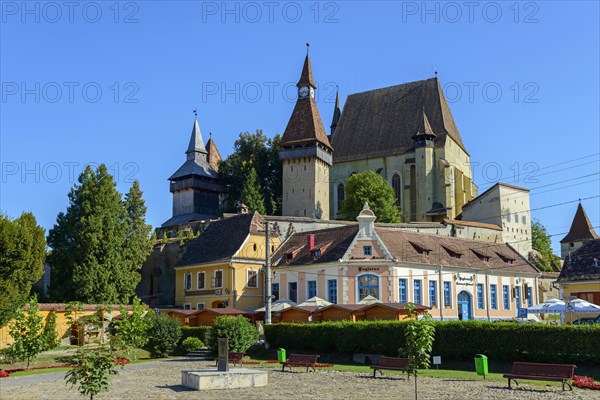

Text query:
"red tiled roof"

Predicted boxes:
[[560, 203, 599, 243]]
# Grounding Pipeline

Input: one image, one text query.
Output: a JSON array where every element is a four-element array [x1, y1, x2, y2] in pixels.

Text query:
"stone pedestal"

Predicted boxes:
[[182, 369, 268, 390]]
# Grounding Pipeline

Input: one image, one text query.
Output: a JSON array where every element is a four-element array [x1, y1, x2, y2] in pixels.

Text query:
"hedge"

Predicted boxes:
[[264, 321, 600, 364], [180, 326, 211, 343]]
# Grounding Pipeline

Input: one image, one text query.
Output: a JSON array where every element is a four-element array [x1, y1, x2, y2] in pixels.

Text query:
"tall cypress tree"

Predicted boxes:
[[47, 165, 152, 304], [118, 181, 153, 303], [241, 167, 266, 214]]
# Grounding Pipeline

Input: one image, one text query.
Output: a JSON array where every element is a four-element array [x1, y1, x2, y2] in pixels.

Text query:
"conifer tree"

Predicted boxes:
[[0, 212, 46, 327], [47, 165, 152, 304], [241, 167, 266, 215]]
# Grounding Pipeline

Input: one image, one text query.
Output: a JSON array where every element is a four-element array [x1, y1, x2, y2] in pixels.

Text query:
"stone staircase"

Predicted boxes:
[[185, 348, 212, 361]]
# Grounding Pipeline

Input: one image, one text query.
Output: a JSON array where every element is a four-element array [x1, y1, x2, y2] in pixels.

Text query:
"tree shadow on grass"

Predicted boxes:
[[156, 385, 195, 392]]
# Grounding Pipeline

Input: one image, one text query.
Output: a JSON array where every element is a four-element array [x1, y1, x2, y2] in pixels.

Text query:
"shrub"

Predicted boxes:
[[265, 321, 600, 364], [65, 346, 122, 400], [145, 313, 181, 358], [207, 316, 259, 354], [112, 298, 150, 360], [181, 337, 204, 352], [181, 326, 211, 343]]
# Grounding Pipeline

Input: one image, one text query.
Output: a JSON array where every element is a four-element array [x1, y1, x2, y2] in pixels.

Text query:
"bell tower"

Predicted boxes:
[[280, 44, 333, 219]]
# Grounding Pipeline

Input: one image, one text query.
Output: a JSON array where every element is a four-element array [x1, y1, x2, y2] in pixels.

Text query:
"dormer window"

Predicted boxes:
[[442, 245, 462, 259], [423, 250, 430, 256], [363, 246, 372, 256], [312, 249, 321, 258]]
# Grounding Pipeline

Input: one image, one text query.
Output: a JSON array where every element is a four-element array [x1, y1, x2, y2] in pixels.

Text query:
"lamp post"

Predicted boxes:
[[265, 223, 272, 325]]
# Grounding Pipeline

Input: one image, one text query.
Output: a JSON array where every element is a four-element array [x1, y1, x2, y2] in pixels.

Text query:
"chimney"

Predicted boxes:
[[307, 234, 315, 255]]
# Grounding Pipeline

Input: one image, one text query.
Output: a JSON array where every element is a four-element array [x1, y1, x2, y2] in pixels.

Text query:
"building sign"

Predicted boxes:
[[455, 274, 474, 286], [358, 266, 381, 272], [185, 289, 222, 296]]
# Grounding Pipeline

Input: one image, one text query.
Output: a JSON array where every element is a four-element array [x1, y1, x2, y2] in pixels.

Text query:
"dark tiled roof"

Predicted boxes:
[[297, 55, 316, 88], [558, 239, 600, 281], [331, 78, 465, 163], [319, 304, 366, 312], [273, 225, 359, 266], [282, 306, 321, 314], [560, 203, 599, 243], [177, 212, 265, 266], [206, 137, 222, 172], [281, 97, 332, 150], [199, 308, 248, 315], [376, 229, 537, 274]]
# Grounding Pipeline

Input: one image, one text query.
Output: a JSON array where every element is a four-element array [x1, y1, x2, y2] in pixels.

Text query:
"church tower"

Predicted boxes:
[[280, 46, 333, 219], [560, 202, 599, 259], [162, 115, 224, 227]]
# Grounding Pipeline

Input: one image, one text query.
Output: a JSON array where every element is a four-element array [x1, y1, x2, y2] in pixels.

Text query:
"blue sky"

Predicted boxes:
[[1, 1, 599, 253]]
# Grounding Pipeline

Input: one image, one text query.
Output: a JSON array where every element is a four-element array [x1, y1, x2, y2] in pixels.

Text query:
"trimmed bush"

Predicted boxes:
[[207, 316, 259, 354], [145, 314, 182, 358], [265, 321, 600, 364], [181, 326, 211, 343], [181, 337, 204, 352]]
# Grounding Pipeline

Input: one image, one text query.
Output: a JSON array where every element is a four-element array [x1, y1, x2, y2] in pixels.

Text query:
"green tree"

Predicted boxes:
[[338, 171, 401, 223], [6, 297, 53, 369], [0, 212, 46, 327], [113, 298, 149, 360], [219, 130, 282, 215], [399, 305, 436, 400], [41, 311, 59, 351], [531, 219, 561, 272], [241, 167, 266, 214], [47, 165, 152, 303], [207, 316, 259, 355], [65, 345, 121, 400]]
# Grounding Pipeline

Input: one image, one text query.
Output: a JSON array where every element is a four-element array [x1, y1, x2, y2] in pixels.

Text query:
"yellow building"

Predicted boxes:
[[174, 212, 280, 311], [0, 304, 132, 349]]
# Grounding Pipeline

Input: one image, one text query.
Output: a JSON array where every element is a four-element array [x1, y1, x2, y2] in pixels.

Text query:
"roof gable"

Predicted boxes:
[[177, 212, 265, 266]]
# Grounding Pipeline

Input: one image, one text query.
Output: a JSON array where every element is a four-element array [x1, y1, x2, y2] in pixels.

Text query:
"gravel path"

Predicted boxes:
[[1, 359, 599, 400]]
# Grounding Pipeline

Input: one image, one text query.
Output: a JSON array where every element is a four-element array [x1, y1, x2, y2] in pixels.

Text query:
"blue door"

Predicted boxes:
[[457, 291, 473, 320]]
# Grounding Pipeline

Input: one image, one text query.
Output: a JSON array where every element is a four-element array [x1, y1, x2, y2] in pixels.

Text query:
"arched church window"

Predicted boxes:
[[337, 183, 345, 212], [391, 174, 402, 208]]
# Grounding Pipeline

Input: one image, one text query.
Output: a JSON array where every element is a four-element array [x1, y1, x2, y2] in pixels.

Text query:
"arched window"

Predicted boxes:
[[337, 183, 345, 211], [358, 274, 379, 301], [391, 173, 402, 208]]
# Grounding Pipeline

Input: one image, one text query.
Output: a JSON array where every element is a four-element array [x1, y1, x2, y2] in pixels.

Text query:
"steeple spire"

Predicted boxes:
[[560, 202, 599, 243], [330, 88, 341, 137], [297, 43, 316, 89], [186, 115, 208, 161]]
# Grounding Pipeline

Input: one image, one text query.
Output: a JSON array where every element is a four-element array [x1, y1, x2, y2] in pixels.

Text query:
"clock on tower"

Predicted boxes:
[[298, 86, 310, 99]]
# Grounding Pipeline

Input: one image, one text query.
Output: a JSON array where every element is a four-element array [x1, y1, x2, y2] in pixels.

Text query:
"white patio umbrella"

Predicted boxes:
[[298, 296, 332, 307], [567, 299, 600, 314], [527, 298, 600, 314], [253, 298, 296, 313], [358, 295, 382, 305], [527, 298, 566, 314]]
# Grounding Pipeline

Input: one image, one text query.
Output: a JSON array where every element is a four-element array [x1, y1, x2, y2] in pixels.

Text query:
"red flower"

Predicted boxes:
[[574, 375, 600, 390], [0, 370, 10, 378], [115, 358, 130, 365]]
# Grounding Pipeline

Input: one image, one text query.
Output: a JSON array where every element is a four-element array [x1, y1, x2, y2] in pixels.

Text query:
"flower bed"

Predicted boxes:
[[0, 358, 130, 378], [0, 370, 10, 378], [574, 375, 600, 390], [115, 358, 130, 365]]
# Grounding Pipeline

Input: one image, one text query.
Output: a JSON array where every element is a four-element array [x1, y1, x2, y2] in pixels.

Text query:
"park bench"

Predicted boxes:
[[370, 356, 410, 378], [503, 362, 576, 391], [214, 352, 246, 367], [281, 354, 320, 372]]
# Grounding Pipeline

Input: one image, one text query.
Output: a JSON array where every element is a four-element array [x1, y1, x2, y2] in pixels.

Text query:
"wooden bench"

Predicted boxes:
[[370, 356, 410, 378], [281, 354, 320, 372], [503, 362, 576, 391], [214, 352, 245, 368]]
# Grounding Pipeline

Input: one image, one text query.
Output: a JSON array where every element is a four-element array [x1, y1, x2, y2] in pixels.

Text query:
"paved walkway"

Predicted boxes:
[[2, 359, 599, 399]]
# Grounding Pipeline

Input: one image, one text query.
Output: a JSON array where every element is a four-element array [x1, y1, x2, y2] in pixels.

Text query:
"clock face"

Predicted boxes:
[[298, 86, 310, 98]]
